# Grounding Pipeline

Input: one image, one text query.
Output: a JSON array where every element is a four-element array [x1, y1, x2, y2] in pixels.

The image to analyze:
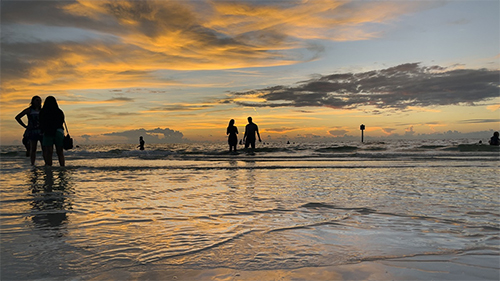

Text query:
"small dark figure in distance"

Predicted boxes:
[[15, 96, 43, 165], [138, 136, 145, 150], [489, 131, 499, 146], [227, 119, 239, 152], [40, 96, 65, 166], [243, 116, 261, 152]]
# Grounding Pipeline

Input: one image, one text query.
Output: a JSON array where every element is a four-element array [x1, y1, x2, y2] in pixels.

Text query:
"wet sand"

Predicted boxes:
[[86, 253, 499, 281], [2, 142, 499, 281]]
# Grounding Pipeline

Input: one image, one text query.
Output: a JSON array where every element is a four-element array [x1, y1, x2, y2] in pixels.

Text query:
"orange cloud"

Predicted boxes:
[[265, 127, 299, 133], [2, 0, 436, 107], [143, 103, 215, 112], [207, 0, 436, 41], [427, 123, 447, 132], [487, 104, 500, 111]]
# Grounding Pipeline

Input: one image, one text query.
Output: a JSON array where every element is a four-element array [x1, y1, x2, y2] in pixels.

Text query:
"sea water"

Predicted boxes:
[[1, 140, 499, 280]]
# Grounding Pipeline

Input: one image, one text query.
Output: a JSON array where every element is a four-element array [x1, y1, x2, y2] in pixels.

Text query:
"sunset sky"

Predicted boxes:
[[1, 0, 499, 144]]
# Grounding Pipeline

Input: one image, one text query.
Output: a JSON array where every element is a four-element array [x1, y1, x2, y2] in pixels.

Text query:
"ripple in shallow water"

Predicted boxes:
[[0, 159, 499, 280]]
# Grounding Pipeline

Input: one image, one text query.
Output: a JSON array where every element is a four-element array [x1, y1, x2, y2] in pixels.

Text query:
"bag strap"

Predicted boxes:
[[64, 121, 70, 135]]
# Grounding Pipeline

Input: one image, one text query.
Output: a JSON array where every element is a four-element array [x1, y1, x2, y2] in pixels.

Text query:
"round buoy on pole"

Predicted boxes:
[[360, 124, 365, 143]]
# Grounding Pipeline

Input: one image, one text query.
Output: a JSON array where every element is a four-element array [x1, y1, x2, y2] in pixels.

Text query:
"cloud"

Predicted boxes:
[[405, 126, 415, 136], [206, 0, 439, 42], [1, 0, 437, 102], [229, 63, 500, 110], [106, 96, 134, 102], [328, 129, 348, 136], [0, 1, 308, 95], [146, 104, 213, 112], [265, 127, 298, 133], [486, 104, 500, 111], [460, 119, 500, 124], [104, 127, 185, 143], [81, 134, 91, 142], [382, 128, 396, 135]]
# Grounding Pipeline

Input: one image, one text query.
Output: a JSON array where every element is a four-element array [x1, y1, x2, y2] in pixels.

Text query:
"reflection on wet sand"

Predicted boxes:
[[29, 168, 72, 235], [1, 151, 498, 280]]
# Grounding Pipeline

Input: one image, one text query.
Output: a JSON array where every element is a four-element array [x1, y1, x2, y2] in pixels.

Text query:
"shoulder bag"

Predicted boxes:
[[63, 121, 74, 150]]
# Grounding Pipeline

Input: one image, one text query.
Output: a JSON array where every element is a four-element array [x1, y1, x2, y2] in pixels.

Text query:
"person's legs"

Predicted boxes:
[[29, 139, 37, 165], [55, 146, 65, 166], [23, 137, 30, 157], [43, 145, 53, 166], [53, 129, 65, 166], [42, 135, 53, 166], [245, 139, 256, 153]]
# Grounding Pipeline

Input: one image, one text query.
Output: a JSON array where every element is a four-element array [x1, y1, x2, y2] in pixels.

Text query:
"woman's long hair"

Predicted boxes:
[[40, 96, 64, 135], [42, 96, 60, 111], [228, 119, 235, 127]]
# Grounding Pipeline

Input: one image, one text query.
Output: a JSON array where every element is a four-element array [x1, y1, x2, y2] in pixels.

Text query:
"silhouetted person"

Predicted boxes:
[[40, 96, 65, 166], [15, 96, 43, 165], [243, 117, 261, 152], [138, 136, 145, 150], [226, 119, 239, 152], [22, 131, 30, 157], [489, 131, 499, 146]]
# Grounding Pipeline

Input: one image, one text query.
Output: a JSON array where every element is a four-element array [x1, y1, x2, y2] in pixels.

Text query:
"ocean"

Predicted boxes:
[[1, 140, 499, 280]]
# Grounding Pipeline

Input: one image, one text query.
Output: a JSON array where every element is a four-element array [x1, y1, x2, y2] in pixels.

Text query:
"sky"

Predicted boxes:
[[1, 0, 499, 145]]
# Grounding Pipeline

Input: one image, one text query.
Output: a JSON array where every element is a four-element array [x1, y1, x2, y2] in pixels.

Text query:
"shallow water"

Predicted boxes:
[[1, 141, 499, 280]]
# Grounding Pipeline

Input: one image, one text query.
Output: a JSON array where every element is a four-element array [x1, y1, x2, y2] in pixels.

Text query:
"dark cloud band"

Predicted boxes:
[[231, 63, 500, 110]]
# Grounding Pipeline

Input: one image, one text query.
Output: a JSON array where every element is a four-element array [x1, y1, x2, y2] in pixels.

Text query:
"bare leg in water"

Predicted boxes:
[[55, 145, 65, 166], [29, 140, 37, 165], [43, 145, 53, 166], [43, 145, 65, 166]]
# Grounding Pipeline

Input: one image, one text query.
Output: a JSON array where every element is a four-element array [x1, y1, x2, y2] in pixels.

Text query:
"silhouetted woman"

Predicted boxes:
[[40, 96, 65, 166], [16, 96, 43, 165], [226, 119, 238, 152]]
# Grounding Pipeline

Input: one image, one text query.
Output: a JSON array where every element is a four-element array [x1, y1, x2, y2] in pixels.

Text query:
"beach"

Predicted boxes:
[[1, 140, 499, 280]]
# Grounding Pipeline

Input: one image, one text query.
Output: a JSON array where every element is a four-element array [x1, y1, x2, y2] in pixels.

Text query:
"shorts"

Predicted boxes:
[[42, 129, 64, 147]]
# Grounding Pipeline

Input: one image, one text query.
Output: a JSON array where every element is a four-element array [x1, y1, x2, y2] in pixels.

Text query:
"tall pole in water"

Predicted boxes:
[[360, 124, 365, 143]]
